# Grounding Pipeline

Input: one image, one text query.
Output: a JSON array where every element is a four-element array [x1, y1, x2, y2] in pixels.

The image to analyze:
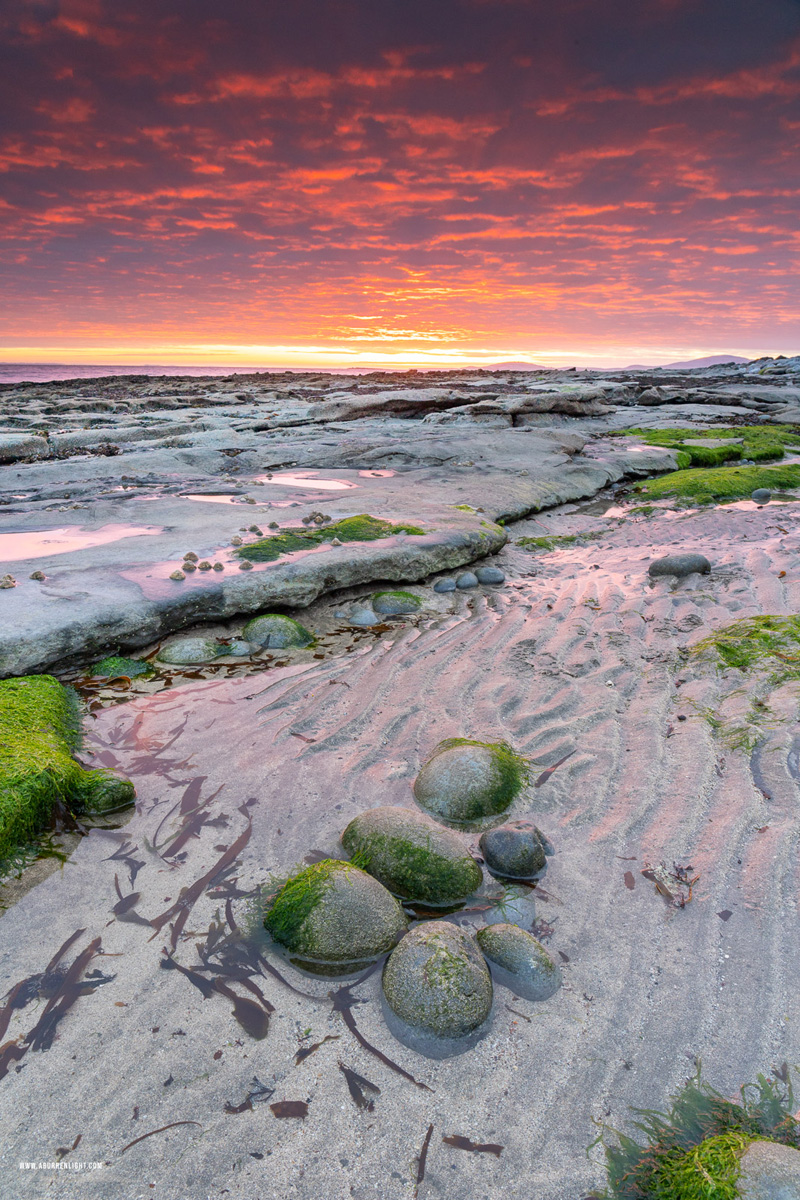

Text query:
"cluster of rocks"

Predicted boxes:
[[263, 739, 562, 1056]]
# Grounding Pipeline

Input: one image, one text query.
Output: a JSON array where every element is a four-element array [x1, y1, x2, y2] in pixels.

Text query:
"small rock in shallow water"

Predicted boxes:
[[169, 570, 185, 581], [157, 637, 223, 664], [434, 577, 456, 593], [382, 921, 492, 1039], [475, 565, 505, 584], [29, 570, 46, 581], [231, 536, 243, 546], [183, 551, 198, 562], [736, 1140, 800, 1199], [648, 553, 711, 579], [239, 560, 254, 570], [456, 572, 479, 589], [197, 560, 212, 571], [476, 923, 561, 1001], [227, 640, 252, 656], [349, 607, 378, 627], [243, 614, 314, 648], [182, 560, 197, 572], [371, 590, 422, 615], [751, 488, 772, 503], [213, 562, 224, 571], [479, 820, 553, 879], [413, 738, 529, 827]]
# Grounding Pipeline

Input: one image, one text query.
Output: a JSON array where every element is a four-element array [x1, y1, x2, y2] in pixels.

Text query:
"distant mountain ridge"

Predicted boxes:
[[623, 354, 750, 370]]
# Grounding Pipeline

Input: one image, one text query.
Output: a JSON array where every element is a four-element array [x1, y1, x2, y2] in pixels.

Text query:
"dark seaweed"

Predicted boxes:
[[338, 1061, 381, 1111], [329, 970, 433, 1092], [270, 1100, 308, 1119], [295, 1034, 340, 1065], [534, 750, 575, 788], [224, 1076, 275, 1115], [415, 1124, 434, 1196], [119, 1121, 202, 1155], [443, 1134, 503, 1158], [624, 872, 635, 891]]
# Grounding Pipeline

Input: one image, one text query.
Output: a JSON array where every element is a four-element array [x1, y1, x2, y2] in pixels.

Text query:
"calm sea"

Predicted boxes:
[[0, 364, 377, 385]]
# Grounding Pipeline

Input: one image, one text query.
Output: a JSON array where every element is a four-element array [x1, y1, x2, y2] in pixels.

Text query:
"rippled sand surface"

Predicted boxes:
[[1, 498, 800, 1199]]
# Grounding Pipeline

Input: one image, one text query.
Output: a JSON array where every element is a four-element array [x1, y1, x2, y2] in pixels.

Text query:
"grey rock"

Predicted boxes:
[[265, 861, 407, 975], [456, 571, 479, 589], [242, 614, 314, 648], [476, 923, 562, 1001], [349, 607, 378, 627], [479, 820, 553, 879], [413, 738, 528, 827], [156, 636, 223, 664], [227, 639, 253, 656], [382, 920, 492, 1038], [648, 552, 711, 578], [751, 488, 772, 503], [0, 434, 50, 462], [371, 590, 422, 615], [737, 1140, 800, 1199], [475, 565, 505, 584], [341, 805, 483, 904], [433, 577, 456, 592]]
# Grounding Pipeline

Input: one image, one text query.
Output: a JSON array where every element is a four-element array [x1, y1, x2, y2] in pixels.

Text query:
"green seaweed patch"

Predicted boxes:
[[593, 1067, 800, 1199], [0, 675, 135, 863], [92, 655, 154, 679], [343, 829, 480, 905], [453, 504, 477, 512], [620, 425, 800, 467], [629, 505, 656, 517], [435, 736, 530, 813], [265, 859, 356, 948], [236, 514, 426, 563], [516, 531, 602, 551], [691, 614, 800, 682], [639, 463, 800, 504]]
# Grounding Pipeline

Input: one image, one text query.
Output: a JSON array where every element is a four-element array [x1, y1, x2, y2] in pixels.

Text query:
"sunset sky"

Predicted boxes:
[[1, 0, 799, 368]]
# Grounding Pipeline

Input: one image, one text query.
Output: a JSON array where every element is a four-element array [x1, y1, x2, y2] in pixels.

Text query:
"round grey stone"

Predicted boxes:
[[413, 740, 526, 827], [349, 607, 378, 627], [371, 590, 422, 615], [751, 488, 772, 503], [648, 553, 711, 578], [476, 923, 562, 1001], [242, 614, 314, 648], [382, 921, 492, 1038], [456, 572, 479, 589], [479, 820, 553, 879], [737, 1140, 800, 1200], [475, 566, 505, 585], [433, 578, 456, 593], [227, 639, 253, 656], [341, 805, 483, 905], [157, 637, 223, 665]]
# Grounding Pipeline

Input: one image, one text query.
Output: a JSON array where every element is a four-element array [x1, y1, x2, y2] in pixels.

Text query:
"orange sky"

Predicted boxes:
[[1, 0, 799, 367]]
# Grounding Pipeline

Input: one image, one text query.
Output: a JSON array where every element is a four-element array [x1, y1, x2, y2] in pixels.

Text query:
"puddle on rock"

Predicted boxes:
[[0, 522, 163, 562]]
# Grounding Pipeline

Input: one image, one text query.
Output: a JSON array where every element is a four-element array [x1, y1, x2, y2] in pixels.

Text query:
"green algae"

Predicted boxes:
[[236, 514, 426, 563], [92, 655, 154, 679], [264, 858, 351, 948], [0, 675, 135, 863], [517, 532, 603, 551], [428, 736, 530, 817], [621, 425, 800, 467], [692, 615, 800, 682], [639, 463, 800, 504], [595, 1068, 800, 1199], [344, 829, 480, 904]]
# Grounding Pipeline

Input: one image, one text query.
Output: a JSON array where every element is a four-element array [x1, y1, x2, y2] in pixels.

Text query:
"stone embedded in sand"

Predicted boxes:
[[349, 607, 378, 627], [475, 565, 505, 584], [242, 614, 314, 648], [456, 571, 479, 589], [264, 859, 407, 974], [648, 552, 711, 578], [156, 637, 224, 664], [737, 1140, 800, 1199], [433, 577, 456, 593], [413, 738, 529, 827], [476, 923, 561, 1001], [751, 488, 772, 503], [479, 820, 553, 879], [341, 805, 483, 905], [382, 921, 492, 1038], [371, 590, 422, 615]]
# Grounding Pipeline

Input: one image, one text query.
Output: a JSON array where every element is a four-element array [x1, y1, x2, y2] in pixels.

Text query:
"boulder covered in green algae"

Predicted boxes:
[[264, 859, 407, 974], [371, 590, 422, 616], [413, 737, 529, 827], [341, 805, 482, 905], [92, 655, 153, 679], [476, 923, 562, 1001], [0, 675, 135, 860], [242, 613, 315, 649], [382, 920, 492, 1038], [156, 636, 224, 665]]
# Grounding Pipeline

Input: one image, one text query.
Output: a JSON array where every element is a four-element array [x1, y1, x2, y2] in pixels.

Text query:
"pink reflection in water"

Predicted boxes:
[[259, 471, 358, 491], [0, 522, 163, 562], [358, 469, 396, 477]]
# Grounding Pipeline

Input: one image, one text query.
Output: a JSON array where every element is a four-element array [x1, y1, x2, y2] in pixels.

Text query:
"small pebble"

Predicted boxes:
[[231, 536, 243, 546], [183, 551, 199, 562], [169, 570, 185, 581], [1, 574, 17, 589], [751, 488, 771, 503], [475, 565, 505, 585], [349, 607, 378, 627], [248, 525, 261, 533], [434, 577, 456, 593], [268, 522, 279, 530], [182, 560, 197, 572], [197, 561, 212, 571], [331, 537, 342, 546], [239, 560, 254, 571], [29, 570, 46, 581], [213, 562, 224, 571], [456, 572, 479, 589]]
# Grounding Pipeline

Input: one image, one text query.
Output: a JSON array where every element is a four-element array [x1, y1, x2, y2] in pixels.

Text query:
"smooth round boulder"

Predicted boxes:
[[476, 924, 561, 1001], [433, 577, 456, 593], [382, 921, 492, 1038], [479, 820, 553, 879], [751, 488, 772, 504], [413, 738, 528, 827], [737, 1140, 800, 1199], [264, 860, 407, 975], [456, 572, 479, 589], [341, 805, 482, 905], [242, 614, 314, 649], [349, 607, 378, 627], [371, 590, 421, 615], [227, 639, 253, 656], [156, 637, 223, 665], [475, 565, 505, 585], [648, 553, 711, 579]]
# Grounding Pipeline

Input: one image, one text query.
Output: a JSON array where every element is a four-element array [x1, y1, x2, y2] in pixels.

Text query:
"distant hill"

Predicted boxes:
[[488, 360, 548, 369], [623, 355, 749, 370]]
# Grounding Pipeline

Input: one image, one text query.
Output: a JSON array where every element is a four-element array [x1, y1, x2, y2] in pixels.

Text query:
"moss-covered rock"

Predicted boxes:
[[371, 590, 422, 616], [156, 637, 224, 665], [341, 805, 482, 905], [413, 738, 529, 828], [382, 920, 492, 1038], [639, 463, 800, 504], [264, 859, 407, 974], [235, 514, 425, 563], [476, 923, 562, 1001], [478, 820, 553, 879], [242, 614, 314, 649], [0, 675, 135, 860], [92, 655, 153, 679]]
